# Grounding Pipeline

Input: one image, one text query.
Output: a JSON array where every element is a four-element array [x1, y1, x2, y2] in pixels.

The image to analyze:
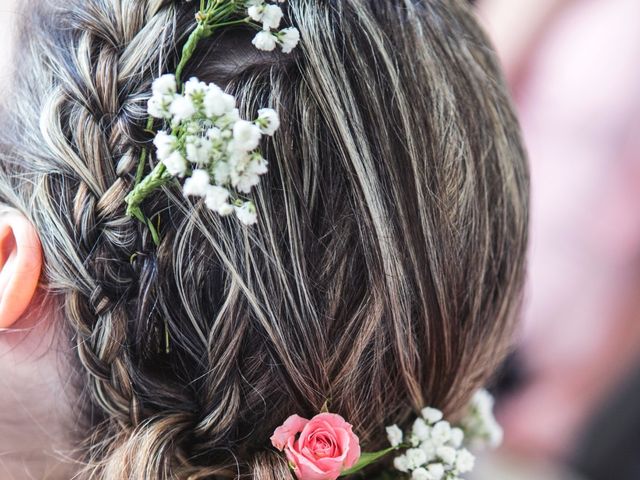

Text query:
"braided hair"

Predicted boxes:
[[0, 0, 528, 478]]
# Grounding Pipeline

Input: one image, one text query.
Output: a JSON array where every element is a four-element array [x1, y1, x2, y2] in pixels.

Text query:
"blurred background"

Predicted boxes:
[[471, 0, 640, 479], [2, 0, 639, 479]]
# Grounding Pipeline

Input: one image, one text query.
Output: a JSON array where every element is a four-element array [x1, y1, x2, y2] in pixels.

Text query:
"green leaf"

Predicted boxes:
[[339, 447, 397, 477]]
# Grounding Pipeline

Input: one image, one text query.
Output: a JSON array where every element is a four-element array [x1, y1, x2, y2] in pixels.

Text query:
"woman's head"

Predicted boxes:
[[0, 0, 528, 478]]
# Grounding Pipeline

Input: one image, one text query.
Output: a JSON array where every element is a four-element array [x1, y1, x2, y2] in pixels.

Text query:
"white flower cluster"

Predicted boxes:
[[458, 389, 503, 449], [385, 390, 502, 480], [148, 74, 281, 225], [247, 0, 301, 53]]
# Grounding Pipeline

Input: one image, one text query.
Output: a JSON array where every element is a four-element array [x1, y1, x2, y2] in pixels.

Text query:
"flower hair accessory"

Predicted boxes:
[[271, 390, 502, 480], [125, 0, 300, 244]]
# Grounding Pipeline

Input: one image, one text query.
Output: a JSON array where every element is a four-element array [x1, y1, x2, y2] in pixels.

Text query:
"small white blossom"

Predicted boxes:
[[436, 446, 457, 466], [248, 3, 283, 30], [169, 95, 197, 124], [207, 127, 223, 141], [148, 95, 173, 119], [393, 455, 410, 473], [162, 150, 187, 177], [419, 439, 437, 462], [183, 169, 211, 197], [151, 74, 176, 97], [204, 85, 236, 117], [213, 161, 232, 185], [233, 120, 262, 151], [412, 418, 431, 442], [427, 463, 445, 480], [204, 185, 230, 213], [455, 449, 475, 474], [461, 389, 503, 448], [218, 203, 235, 216], [184, 77, 208, 99], [231, 155, 267, 193], [186, 137, 212, 165], [235, 201, 258, 225], [278, 27, 300, 53], [430, 421, 451, 445], [406, 448, 428, 470], [449, 427, 464, 448], [256, 108, 280, 135], [252, 30, 277, 51], [261, 4, 283, 30], [153, 131, 177, 161], [421, 407, 443, 425], [411, 468, 432, 480], [386, 425, 404, 448]]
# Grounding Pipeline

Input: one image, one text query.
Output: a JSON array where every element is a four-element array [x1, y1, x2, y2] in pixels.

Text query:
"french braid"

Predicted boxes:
[[0, 0, 529, 479]]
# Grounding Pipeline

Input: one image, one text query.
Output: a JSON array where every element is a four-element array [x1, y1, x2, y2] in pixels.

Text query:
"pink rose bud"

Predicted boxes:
[[271, 412, 361, 480]]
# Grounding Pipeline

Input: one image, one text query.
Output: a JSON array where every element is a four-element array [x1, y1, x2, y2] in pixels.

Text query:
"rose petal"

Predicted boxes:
[[271, 414, 309, 451], [295, 451, 341, 480]]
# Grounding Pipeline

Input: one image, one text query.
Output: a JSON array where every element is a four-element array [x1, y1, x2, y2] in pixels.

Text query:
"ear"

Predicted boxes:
[[0, 211, 43, 328]]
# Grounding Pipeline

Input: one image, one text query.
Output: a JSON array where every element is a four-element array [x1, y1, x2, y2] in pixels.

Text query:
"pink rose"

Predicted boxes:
[[271, 412, 361, 480]]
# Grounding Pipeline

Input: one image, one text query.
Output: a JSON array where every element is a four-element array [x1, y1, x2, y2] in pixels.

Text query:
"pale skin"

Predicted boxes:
[[0, 3, 75, 478], [0, 212, 77, 480]]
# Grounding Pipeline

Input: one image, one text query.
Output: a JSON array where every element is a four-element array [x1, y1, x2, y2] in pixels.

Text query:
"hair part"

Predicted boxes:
[[0, 0, 528, 478]]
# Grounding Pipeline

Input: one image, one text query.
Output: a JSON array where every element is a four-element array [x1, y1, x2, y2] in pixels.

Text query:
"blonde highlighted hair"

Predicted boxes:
[[0, 0, 527, 478]]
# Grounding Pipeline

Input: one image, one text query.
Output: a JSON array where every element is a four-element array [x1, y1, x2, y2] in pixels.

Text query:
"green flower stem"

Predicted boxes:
[[175, 23, 207, 86], [125, 162, 172, 245], [134, 116, 156, 186], [340, 447, 399, 477]]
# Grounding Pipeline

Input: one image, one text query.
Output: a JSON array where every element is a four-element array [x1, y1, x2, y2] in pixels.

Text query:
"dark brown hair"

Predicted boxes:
[[0, 0, 528, 478]]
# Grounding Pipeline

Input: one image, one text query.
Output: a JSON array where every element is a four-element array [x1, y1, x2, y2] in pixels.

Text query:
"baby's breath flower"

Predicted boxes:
[[411, 468, 430, 480], [184, 78, 208, 104], [186, 136, 212, 164], [256, 108, 280, 135], [153, 131, 177, 161], [430, 421, 451, 446], [148, 95, 173, 119], [261, 4, 284, 30], [455, 449, 475, 474], [435, 445, 456, 466], [419, 439, 437, 462], [386, 424, 404, 448], [183, 169, 211, 197], [204, 185, 230, 212], [427, 463, 445, 480], [169, 96, 197, 124], [204, 85, 236, 117], [412, 418, 431, 443], [235, 201, 258, 225], [252, 30, 277, 51], [233, 120, 262, 151], [449, 427, 464, 448], [213, 160, 231, 185], [393, 455, 410, 473], [152, 74, 177, 97], [421, 407, 443, 425], [406, 448, 428, 470], [278, 27, 300, 53], [162, 150, 188, 177]]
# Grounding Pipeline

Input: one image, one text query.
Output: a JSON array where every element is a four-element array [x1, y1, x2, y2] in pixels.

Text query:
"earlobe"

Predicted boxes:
[[0, 212, 43, 329]]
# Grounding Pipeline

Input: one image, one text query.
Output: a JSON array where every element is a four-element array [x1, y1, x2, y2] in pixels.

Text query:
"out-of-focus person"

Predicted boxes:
[[475, 0, 640, 478]]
